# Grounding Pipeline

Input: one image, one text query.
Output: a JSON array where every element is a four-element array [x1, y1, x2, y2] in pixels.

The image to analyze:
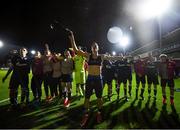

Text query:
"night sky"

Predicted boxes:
[[0, 0, 180, 60]]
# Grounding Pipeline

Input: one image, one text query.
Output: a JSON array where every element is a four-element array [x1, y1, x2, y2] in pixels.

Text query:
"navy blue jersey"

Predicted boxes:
[[102, 60, 114, 76], [12, 55, 30, 76], [114, 60, 126, 75], [123, 59, 133, 75], [146, 60, 158, 76]]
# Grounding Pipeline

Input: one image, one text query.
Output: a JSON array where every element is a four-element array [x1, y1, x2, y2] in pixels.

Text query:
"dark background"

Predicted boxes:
[[0, 0, 179, 61]]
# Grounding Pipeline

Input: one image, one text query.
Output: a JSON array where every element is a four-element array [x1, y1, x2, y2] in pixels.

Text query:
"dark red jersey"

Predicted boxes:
[[32, 57, 43, 76], [134, 59, 146, 76], [159, 60, 176, 79]]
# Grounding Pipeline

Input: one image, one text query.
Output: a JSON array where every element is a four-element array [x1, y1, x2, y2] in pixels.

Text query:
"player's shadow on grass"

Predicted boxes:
[[106, 98, 144, 129], [104, 98, 129, 129], [0, 95, 82, 129], [0, 97, 180, 129], [106, 97, 180, 129], [29, 98, 128, 129], [157, 104, 180, 128], [36, 99, 99, 129], [140, 97, 158, 128]]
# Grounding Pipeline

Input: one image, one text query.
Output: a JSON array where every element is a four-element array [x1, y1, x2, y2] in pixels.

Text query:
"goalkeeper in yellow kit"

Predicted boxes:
[[71, 47, 86, 98]]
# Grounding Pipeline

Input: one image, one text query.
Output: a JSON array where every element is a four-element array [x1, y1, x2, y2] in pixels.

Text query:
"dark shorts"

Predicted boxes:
[[103, 75, 113, 85], [85, 75, 103, 98], [161, 79, 174, 88], [9, 73, 29, 89], [31, 75, 43, 87], [51, 77, 61, 84], [61, 74, 72, 82], [43, 72, 52, 86], [136, 74, 146, 84], [147, 75, 159, 85], [116, 73, 127, 84], [117, 77, 127, 84]]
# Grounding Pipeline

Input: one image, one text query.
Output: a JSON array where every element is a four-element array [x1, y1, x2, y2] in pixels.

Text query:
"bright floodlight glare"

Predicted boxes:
[[112, 51, 116, 56], [0, 41, 4, 48], [129, 26, 133, 30], [119, 36, 130, 48], [31, 50, 36, 55], [107, 27, 123, 44], [139, 0, 172, 19]]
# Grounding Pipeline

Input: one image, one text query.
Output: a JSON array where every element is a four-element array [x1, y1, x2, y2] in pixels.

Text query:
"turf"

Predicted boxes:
[[0, 70, 180, 129]]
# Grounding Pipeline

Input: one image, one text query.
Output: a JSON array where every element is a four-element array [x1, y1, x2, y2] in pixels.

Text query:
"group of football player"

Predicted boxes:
[[2, 30, 176, 127]]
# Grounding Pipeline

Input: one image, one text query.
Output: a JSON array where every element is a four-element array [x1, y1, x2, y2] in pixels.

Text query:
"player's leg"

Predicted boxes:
[[54, 78, 59, 97], [80, 71, 86, 96], [31, 76, 37, 100], [8, 76, 19, 111], [67, 82, 72, 100], [80, 84, 85, 96], [75, 72, 80, 96], [37, 76, 43, 102], [9, 74, 19, 109], [9, 88, 18, 111], [107, 82, 112, 101], [63, 74, 73, 107], [76, 84, 80, 96], [58, 77, 62, 98], [95, 78, 103, 123], [48, 74, 53, 101], [62, 82, 69, 107], [61, 82, 66, 100], [76, 83, 81, 98], [20, 75, 30, 104], [122, 75, 128, 101], [80, 78, 93, 127], [43, 74, 49, 101], [63, 82, 72, 107], [50, 78, 54, 98], [168, 79, 175, 105], [161, 79, 167, 104], [81, 98, 90, 127]]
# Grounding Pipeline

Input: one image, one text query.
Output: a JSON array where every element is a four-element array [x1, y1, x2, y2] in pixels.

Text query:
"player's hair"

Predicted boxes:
[[91, 42, 99, 50]]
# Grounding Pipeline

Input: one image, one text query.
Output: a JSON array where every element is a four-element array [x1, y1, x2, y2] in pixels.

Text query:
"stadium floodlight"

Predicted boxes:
[[0, 41, 4, 48], [129, 26, 133, 31], [112, 51, 116, 56], [119, 35, 130, 48], [107, 27, 123, 44], [138, 0, 172, 20], [31, 50, 36, 55], [137, 0, 172, 49]]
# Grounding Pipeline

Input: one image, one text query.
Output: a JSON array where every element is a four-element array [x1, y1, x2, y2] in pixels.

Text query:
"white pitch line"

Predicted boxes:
[[0, 91, 32, 104], [0, 98, 10, 104]]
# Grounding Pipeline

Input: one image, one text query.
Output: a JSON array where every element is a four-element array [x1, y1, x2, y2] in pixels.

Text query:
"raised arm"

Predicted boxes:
[[45, 43, 50, 52], [101, 54, 123, 61], [67, 29, 89, 58]]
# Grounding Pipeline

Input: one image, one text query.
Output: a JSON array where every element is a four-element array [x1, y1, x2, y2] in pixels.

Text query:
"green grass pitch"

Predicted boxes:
[[0, 70, 180, 129]]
